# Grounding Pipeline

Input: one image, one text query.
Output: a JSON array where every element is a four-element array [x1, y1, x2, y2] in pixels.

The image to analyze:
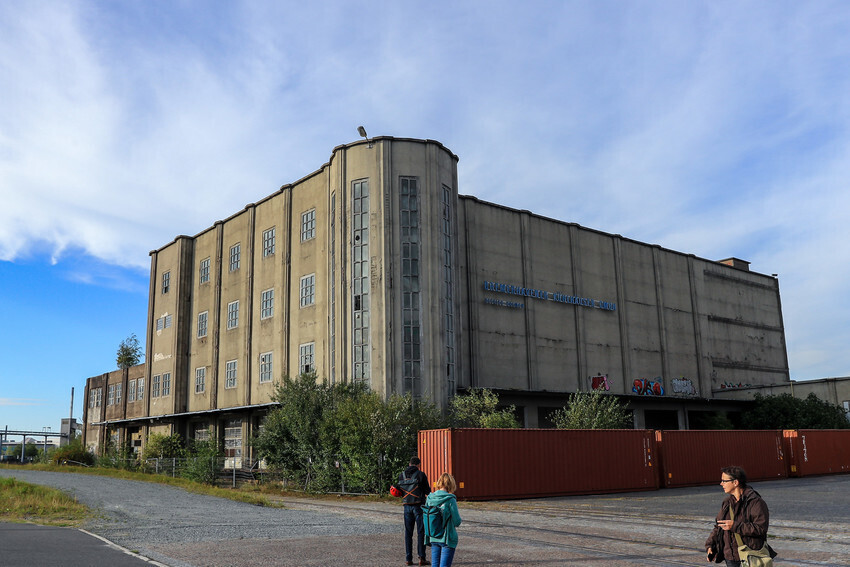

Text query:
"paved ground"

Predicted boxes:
[[1, 469, 848, 566]]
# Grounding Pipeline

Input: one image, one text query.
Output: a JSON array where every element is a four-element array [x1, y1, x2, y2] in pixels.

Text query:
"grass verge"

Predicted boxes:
[[0, 476, 89, 527], [0, 464, 275, 507]]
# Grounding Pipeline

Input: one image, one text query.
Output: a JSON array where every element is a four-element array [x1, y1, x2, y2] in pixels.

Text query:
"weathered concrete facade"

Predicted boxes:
[[83, 136, 794, 458]]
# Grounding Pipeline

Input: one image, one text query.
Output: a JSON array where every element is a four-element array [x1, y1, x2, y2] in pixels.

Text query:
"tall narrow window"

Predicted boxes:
[[227, 301, 239, 329], [260, 352, 273, 383], [152, 375, 161, 398], [330, 192, 336, 383], [128, 380, 136, 402], [162, 373, 171, 396], [263, 227, 276, 257], [195, 367, 206, 394], [400, 177, 421, 397], [225, 360, 238, 388], [197, 311, 208, 338], [442, 184, 456, 394], [300, 274, 315, 307], [352, 179, 370, 384], [89, 390, 97, 408], [96, 388, 102, 407], [224, 419, 242, 461], [261, 289, 274, 319], [230, 244, 241, 271], [199, 257, 210, 283], [162, 271, 170, 294], [115, 383, 122, 404], [107, 384, 115, 405], [301, 209, 316, 241], [299, 343, 315, 375], [137, 378, 144, 400]]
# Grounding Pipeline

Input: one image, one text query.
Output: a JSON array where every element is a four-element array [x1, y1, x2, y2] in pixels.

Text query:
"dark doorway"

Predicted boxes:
[[644, 409, 679, 430]]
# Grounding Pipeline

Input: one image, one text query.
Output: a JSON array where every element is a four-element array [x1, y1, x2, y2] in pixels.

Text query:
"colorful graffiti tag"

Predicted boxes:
[[589, 374, 610, 391], [671, 377, 697, 397], [633, 377, 664, 396]]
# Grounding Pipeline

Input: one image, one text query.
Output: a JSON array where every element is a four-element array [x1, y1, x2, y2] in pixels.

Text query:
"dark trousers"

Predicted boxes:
[[404, 504, 426, 561]]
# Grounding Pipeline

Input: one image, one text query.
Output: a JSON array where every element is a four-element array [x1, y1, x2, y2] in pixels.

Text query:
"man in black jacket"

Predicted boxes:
[[399, 457, 431, 566]]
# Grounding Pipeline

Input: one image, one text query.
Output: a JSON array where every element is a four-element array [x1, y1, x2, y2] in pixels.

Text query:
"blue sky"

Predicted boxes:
[[2, 2, 850, 433]]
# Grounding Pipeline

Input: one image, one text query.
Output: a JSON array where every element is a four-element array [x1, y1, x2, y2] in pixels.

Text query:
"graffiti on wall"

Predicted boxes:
[[671, 377, 697, 397], [719, 382, 753, 390], [589, 374, 610, 391], [633, 377, 665, 396]]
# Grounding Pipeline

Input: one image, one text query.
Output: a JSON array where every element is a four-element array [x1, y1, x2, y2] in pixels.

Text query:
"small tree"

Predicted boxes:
[[551, 389, 632, 429], [142, 433, 184, 460], [116, 333, 142, 369], [183, 436, 223, 484], [742, 393, 849, 429], [51, 439, 95, 466], [449, 388, 520, 428]]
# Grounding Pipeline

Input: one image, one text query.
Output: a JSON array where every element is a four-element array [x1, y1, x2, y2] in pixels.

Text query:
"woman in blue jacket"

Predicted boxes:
[[424, 473, 462, 567]]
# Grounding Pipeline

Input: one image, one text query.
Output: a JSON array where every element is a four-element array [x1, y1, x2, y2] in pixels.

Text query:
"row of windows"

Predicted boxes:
[[196, 277, 315, 338], [127, 378, 145, 402], [192, 346, 312, 393], [189, 210, 315, 286]]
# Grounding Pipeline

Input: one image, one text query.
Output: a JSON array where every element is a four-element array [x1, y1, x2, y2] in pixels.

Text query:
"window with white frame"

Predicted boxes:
[[156, 314, 172, 330], [260, 352, 273, 383], [115, 383, 122, 404], [199, 257, 210, 284], [225, 360, 238, 388], [301, 209, 316, 241], [194, 423, 210, 441], [96, 388, 102, 407], [263, 227, 275, 257], [89, 390, 97, 408], [300, 274, 315, 307], [230, 243, 241, 271], [137, 378, 144, 400], [162, 271, 170, 294], [128, 379, 136, 402], [107, 384, 115, 406], [197, 311, 208, 338], [227, 301, 239, 329], [261, 289, 274, 319], [195, 367, 206, 394], [352, 178, 370, 383], [299, 343, 314, 375], [152, 375, 161, 398], [224, 419, 242, 458], [162, 373, 171, 396]]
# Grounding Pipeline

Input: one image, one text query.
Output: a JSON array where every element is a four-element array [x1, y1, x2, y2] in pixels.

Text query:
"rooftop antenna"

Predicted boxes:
[[357, 126, 373, 149]]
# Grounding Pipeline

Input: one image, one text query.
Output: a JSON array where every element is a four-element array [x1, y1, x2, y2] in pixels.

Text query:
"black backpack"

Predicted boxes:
[[423, 503, 447, 538], [397, 471, 423, 504]]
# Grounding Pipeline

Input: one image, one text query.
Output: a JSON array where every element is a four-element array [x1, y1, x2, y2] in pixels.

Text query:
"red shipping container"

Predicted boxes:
[[418, 428, 658, 501], [657, 430, 787, 488], [784, 430, 850, 477]]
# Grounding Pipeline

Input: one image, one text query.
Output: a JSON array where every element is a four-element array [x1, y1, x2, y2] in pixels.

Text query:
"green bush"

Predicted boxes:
[[742, 393, 850, 430], [182, 437, 223, 484], [51, 439, 95, 466], [550, 389, 632, 429], [449, 388, 520, 428]]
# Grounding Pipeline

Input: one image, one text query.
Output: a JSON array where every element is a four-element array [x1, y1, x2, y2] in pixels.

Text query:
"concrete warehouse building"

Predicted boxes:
[[82, 136, 792, 460]]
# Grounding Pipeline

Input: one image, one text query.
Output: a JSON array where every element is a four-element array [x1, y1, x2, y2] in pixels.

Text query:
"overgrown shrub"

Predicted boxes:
[[449, 388, 520, 428], [51, 439, 95, 466], [550, 389, 632, 429]]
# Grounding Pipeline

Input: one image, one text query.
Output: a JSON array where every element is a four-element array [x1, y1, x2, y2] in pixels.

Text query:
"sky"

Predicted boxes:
[[2, 1, 850, 433]]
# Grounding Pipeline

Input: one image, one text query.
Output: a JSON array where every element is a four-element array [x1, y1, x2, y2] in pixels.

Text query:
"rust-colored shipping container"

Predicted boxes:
[[657, 430, 787, 488], [784, 430, 850, 477], [417, 428, 658, 501]]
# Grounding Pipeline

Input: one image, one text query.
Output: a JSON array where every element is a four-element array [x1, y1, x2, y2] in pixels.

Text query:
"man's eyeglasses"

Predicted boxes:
[[720, 479, 736, 483]]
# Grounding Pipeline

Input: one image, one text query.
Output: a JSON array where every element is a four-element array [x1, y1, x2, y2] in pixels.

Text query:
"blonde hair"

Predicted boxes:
[[435, 472, 457, 493]]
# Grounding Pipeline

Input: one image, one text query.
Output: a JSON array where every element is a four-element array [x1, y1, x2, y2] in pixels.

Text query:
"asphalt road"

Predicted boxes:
[[1, 469, 848, 566]]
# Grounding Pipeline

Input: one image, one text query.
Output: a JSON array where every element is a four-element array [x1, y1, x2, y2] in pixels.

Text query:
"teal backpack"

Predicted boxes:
[[423, 503, 447, 538]]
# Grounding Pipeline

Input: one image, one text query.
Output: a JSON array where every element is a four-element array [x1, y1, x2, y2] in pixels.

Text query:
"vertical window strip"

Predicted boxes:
[[260, 352, 273, 383], [330, 192, 336, 384], [137, 378, 144, 400], [352, 179, 370, 384], [442, 185, 456, 394], [401, 177, 421, 398]]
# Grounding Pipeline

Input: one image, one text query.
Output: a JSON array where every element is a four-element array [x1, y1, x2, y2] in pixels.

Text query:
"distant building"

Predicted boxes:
[[83, 136, 792, 460]]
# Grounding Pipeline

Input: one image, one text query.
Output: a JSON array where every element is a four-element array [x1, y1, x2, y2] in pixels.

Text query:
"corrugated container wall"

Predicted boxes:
[[657, 430, 787, 488], [784, 430, 850, 477], [418, 428, 658, 501]]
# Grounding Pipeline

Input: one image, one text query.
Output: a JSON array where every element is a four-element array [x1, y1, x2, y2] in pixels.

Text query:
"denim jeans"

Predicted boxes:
[[404, 504, 425, 561], [431, 542, 456, 567]]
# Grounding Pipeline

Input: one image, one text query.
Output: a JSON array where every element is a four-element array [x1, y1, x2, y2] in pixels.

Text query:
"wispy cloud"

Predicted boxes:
[[0, 398, 46, 407]]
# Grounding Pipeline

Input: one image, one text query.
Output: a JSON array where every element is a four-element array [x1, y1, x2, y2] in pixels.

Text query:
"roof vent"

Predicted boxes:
[[718, 257, 750, 271]]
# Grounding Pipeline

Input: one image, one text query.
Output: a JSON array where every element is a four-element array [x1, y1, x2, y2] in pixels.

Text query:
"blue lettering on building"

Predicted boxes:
[[482, 280, 616, 311]]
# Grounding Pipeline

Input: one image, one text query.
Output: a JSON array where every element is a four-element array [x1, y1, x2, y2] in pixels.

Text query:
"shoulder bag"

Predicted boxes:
[[729, 506, 777, 566]]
